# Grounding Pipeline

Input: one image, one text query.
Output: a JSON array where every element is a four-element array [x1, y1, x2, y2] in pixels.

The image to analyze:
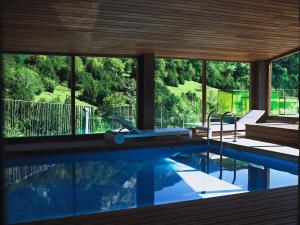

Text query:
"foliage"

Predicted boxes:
[[42, 77, 56, 92], [3, 52, 298, 136], [4, 66, 44, 101], [272, 53, 299, 96]]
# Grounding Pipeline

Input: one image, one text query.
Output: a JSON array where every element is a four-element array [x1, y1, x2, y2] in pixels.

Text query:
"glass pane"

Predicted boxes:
[[271, 52, 299, 116], [206, 61, 250, 119], [75, 56, 137, 134], [154, 58, 202, 128], [3, 54, 71, 137]]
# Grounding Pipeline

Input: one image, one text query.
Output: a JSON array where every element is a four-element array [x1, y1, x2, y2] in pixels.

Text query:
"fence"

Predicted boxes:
[[76, 105, 99, 134], [270, 89, 299, 115], [4, 89, 298, 137], [216, 89, 298, 116], [111, 105, 136, 128], [3, 99, 100, 137], [155, 106, 202, 128], [216, 90, 250, 116], [3, 99, 72, 137], [3, 99, 137, 137]]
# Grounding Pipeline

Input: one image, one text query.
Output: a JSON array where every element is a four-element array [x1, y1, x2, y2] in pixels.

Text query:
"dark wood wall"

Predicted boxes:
[[0, 0, 5, 220], [137, 54, 155, 129], [250, 60, 271, 120]]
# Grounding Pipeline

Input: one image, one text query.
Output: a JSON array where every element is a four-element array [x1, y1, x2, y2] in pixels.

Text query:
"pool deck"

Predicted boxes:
[[17, 185, 298, 225], [208, 133, 299, 162]]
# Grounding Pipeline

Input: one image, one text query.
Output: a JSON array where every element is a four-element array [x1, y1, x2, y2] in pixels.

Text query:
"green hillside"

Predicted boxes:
[[35, 83, 94, 107], [167, 80, 219, 98]]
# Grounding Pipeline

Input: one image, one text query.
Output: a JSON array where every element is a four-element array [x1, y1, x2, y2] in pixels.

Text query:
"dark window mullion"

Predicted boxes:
[[71, 56, 76, 135]]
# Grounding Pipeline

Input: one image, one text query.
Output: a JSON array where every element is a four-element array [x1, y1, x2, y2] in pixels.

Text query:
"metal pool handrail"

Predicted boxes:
[[218, 158, 237, 182], [207, 110, 219, 145], [219, 111, 237, 179], [206, 110, 220, 173], [220, 112, 237, 150]]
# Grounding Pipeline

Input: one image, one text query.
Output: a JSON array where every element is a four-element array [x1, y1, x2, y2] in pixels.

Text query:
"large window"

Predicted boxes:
[[2, 54, 137, 137], [154, 58, 202, 128], [270, 52, 299, 116], [2, 54, 256, 137], [206, 61, 250, 117], [75, 56, 137, 134], [3, 54, 71, 137]]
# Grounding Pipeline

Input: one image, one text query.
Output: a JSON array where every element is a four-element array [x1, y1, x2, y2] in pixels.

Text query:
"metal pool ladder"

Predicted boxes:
[[220, 111, 237, 150], [219, 111, 237, 179], [206, 110, 219, 173]]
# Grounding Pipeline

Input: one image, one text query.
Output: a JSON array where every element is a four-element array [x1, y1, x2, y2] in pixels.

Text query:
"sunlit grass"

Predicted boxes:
[[167, 80, 219, 98]]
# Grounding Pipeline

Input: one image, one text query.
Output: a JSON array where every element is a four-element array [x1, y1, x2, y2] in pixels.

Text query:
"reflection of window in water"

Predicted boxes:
[[74, 161, 138, 213], [4, 164, 56, 186]]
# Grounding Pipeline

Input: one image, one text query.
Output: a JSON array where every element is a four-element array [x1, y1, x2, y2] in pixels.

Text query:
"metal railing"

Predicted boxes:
[[206, 110, 219, 173], [220, 112, 237, 149], [219, 111, 237, 179]]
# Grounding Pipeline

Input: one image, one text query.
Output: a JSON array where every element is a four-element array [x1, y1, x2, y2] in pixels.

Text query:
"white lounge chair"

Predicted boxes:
[[105, 115, 192, 144], [196, 110, 265, 138]]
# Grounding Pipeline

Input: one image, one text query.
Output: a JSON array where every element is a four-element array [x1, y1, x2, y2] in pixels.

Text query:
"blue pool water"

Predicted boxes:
[[4, 144, 298, 224]]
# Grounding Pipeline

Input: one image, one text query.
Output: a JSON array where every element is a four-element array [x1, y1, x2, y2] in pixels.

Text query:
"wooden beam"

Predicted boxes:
[[137, 54, 155, 130], [250, 61, 259, 109], [266, 62, 272, 117], [266, 116, 299, 124], [0, 55, 5, 225], [3, 50, 139, 59], [267, 48, 300, 62], [249, 60, 270, 121], [71, 56, 76, 135], [0, 0, 5, 219], [202, 60, 207, 125]]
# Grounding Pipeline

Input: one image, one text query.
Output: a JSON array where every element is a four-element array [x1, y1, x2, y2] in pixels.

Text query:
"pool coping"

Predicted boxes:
[[209, 137, 299, 162], [4, 135, 298, 163]]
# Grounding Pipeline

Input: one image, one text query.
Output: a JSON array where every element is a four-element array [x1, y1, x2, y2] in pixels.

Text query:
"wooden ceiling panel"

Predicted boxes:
[[2, 0, 300, 61]]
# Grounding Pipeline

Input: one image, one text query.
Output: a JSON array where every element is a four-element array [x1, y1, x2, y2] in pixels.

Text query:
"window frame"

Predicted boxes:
[[2, 52, 138, 140], [267, 51, 300, 122]]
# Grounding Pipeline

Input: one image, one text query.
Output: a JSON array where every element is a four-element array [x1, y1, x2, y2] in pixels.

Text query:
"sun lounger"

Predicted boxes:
[[196, 110, 265, 138], [105, 115, 192, 144]]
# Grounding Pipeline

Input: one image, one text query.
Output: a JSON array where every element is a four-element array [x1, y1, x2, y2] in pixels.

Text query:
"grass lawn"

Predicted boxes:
[[167, 80, 219, 98], [35, 84, 93, 106]]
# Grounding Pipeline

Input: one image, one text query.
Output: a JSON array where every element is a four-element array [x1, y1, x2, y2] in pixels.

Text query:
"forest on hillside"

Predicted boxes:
[[3, 55, 251, 108], [2, 53, 299, 137]]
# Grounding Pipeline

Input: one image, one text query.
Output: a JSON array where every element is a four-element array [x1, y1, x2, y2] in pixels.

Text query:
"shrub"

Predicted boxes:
[[43, 77, 56, 92], [5, 67, 44, 100]]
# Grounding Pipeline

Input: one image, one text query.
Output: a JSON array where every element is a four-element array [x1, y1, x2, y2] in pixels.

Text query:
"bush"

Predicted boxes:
[[43, 77, 56, 92], [103, 92, 127, 107], [178, 73, 185, 85], [57, 66, 70, 83], [5, 67, 44, 100], [164, 70, 179, 87]]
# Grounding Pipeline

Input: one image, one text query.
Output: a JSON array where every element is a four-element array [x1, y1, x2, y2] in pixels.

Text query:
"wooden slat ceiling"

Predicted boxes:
[[2, 0, 300, 61]]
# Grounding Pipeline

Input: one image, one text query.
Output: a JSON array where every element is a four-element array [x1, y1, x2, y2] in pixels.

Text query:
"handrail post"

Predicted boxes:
[[220, 112, 237, 150], [206, 110, 218, 173], [207, 110, 218, 143], [219, 111, 237, 179], [232, 159, 237, 184]]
